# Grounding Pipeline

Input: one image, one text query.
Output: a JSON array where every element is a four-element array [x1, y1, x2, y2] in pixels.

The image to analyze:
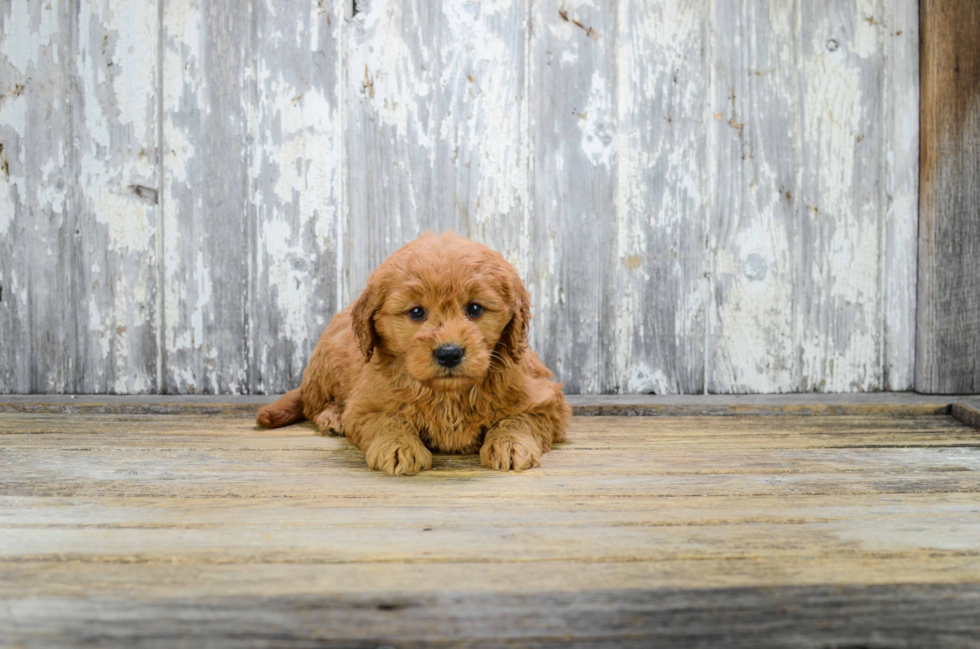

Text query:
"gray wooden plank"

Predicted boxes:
[[613, 0, 706, 395], [248, 0, 345, 394], [529, 0, 617, 394], [798, 1, 888, 392], [916, 0, 980, 394], [5, 423, 977, 500], [881, 1, 919, 391], [161, 0, 251, 393], [707, 0, 803, 393], [0, 1, 76, 393], [71, 0, 160, 393], [345, 0, 530, 296], [709, 1, 919, 394], [2, 580, 980, 647]]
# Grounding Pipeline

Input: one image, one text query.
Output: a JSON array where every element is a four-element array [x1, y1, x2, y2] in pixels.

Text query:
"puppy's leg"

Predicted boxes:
[[346, 412, 432, 476], [312, 404, 343, 436], [481, 416, 544, 472]]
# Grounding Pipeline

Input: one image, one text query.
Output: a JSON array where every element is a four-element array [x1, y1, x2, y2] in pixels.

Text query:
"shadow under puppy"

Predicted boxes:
[[257, 232, 570, 476]]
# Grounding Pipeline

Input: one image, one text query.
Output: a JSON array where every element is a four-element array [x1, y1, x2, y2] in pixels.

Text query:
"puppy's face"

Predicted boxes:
[[377, 280, 508, 391], [352, 234, 530, 392]]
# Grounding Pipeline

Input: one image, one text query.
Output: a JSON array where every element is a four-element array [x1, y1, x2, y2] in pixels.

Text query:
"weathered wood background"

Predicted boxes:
[[0, 0, 923, 395]]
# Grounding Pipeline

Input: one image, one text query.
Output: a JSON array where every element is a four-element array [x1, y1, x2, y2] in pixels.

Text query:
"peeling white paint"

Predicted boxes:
[[256, 218, 314, 371], [578, 69, 614, 168], [87, 297, 112, 362], [442, 0, 528, 233], [851, 0, 879, 58], [242, 0, 347, 391], [611, 0, 705, 393], [68, 0, 160, 393], [0, 168, 20, 237], [0, 93, 27, 138], [349, 3, 433, 153], [104, 0, 157, 139], [1, 0, 921, 395], [0, 1, 60, 74], [800, 7, 881, 392], [625, 365, 670, 395], [35, 159, 67, 215]]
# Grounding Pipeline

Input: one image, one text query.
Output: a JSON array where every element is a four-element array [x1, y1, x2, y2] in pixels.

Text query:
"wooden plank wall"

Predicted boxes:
[[0, 0, 921, 395], [916, 0, 980, 394]]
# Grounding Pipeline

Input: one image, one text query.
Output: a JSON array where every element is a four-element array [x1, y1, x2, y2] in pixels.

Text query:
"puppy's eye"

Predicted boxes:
[[466, 303, 484, 319], [407, 306, 426, 321]]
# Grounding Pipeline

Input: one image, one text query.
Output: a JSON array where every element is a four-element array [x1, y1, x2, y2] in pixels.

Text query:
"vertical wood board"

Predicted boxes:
[[0, 1, 76, 393], [161, 0, 250, 393], [707, 0, 803, 393], [916, 0, 980, 394], [529, 0, 617, 394], [248, 0, 345, 393], [72, 0, 160, 393], [881, 0, 919, 391], [613, 0, 706, 394], [797, 0, 885, 392]]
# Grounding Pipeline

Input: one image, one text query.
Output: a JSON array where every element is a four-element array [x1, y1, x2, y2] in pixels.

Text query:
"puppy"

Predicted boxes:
[[257, 232, 570, 475]]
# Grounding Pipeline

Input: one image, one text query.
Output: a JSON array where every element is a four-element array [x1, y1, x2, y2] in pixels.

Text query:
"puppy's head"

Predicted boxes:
[[351, 232, 530, 392]]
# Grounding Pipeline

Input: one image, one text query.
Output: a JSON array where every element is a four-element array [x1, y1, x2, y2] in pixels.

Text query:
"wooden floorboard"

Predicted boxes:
[[2, 407, 980, 646]]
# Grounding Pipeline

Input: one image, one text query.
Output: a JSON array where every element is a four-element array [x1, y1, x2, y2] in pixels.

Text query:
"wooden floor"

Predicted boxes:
[[2, 399, 980, 647]]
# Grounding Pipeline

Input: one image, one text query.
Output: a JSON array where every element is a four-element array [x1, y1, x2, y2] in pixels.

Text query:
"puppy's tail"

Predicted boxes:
[[256, 388, 306, 429]]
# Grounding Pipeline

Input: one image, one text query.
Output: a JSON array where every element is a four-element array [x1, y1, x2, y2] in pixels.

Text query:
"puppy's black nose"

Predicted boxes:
[[434, 345, 465, 368]]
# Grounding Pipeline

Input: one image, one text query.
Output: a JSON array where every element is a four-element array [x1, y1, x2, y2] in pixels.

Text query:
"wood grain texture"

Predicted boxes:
[[73, 0, 160, 393], [916, 0, 980, 394], [708, 0, 802, 393], [3, 584, 979, 648], [1, 1, 927, 395], [345, 0, 530, 297], [798, 0, 887, 392], [0, 1, 76, 393], [709, 1, 919, 393], [529, 0, 617, 394], [160, 0, 345, 395], [248, 0, 344, 393], [161, 0, 250, 394], [881, 0, 919, 391], [2, 411, 980, 645], [614, 0, 706, 394]]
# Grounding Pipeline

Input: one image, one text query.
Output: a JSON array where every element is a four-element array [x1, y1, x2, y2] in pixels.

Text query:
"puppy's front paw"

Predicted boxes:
[[365, 435, 432, 476], [480, 435, 542, 472]]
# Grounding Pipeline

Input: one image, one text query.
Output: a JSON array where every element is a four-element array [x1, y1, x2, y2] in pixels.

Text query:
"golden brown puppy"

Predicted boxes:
[[257, 232, 570, 475]]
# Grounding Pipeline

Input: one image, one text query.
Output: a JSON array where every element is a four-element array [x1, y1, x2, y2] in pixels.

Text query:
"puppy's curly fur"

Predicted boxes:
[[257, 232, 570, 475]]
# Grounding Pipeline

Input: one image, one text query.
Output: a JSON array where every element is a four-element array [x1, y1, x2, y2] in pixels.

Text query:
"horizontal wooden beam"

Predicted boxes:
[[0, 393, 967, 419]]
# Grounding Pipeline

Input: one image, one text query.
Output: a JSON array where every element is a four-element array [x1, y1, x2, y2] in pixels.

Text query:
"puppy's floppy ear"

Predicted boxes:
[[351, 284, 381, 362], [499, 264, 531, 362]]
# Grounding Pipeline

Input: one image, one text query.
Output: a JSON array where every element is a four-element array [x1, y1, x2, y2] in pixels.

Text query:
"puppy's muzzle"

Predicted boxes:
[[433, 344, 465, 368]]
